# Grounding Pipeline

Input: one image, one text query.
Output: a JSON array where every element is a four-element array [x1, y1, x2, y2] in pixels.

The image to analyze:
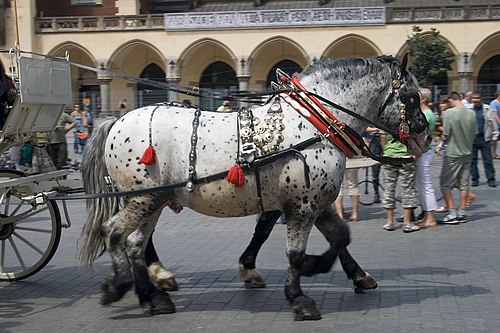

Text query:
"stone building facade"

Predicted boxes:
[[0, 0, 498, 113]]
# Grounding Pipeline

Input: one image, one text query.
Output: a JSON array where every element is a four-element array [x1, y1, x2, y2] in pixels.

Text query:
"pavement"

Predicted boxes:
[[1, 135, 500, 332]]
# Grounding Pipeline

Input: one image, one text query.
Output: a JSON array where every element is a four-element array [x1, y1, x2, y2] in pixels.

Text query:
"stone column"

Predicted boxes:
[[166, 77, 180, 103], [237, 75, 251, 107], [98, 70, 112, 117]]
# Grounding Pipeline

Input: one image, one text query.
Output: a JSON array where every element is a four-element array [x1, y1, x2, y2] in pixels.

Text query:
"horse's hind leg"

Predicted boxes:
[[238, 210, 282, 289], [100, 211, 134, 305], [146, 234, 178, 291], [302, 206, 377, 293], [102, 196, 175, 314]]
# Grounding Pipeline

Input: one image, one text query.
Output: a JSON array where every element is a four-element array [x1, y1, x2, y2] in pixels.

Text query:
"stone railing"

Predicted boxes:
[[36, 15, 165, 33], [35, 5, 500, 33], [386, 5, 500, 22]]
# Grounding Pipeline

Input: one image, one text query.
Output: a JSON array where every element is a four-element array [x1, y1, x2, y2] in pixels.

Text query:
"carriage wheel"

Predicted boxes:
[[0, 170, 62, 281]]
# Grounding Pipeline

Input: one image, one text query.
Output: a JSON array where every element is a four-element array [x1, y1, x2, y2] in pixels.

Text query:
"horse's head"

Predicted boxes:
[[375, 55, 430, 156]]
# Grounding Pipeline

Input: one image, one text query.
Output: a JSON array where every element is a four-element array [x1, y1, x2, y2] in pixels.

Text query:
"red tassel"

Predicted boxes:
[[140, 145, 156, 165], [226, 164, 245, 187]]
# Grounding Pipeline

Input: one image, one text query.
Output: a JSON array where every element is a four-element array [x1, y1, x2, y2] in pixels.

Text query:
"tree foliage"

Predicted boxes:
[[406, 26, 455, 87]]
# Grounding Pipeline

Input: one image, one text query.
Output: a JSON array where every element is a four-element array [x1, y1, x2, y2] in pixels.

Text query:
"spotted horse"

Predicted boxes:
[[79, 55, 430, 320]]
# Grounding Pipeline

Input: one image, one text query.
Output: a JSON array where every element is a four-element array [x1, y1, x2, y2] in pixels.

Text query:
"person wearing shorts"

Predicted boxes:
[[439, 92, 477, 223]]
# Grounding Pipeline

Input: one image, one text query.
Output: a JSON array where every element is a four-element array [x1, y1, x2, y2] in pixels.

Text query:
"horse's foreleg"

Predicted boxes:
[[338, 248, 377, 293], [146, 234, 178, 291], [238, 210, 282, 289], [285, 203, 322, 321], [306, 206, 377, 293]]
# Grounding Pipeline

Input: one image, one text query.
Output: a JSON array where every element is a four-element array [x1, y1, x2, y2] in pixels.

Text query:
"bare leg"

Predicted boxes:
[[350, 195, 359, 222]]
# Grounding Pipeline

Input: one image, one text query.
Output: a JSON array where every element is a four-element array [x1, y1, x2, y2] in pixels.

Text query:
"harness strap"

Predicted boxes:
[[186, 108, 201, 192], [50, 136, 322, 201]]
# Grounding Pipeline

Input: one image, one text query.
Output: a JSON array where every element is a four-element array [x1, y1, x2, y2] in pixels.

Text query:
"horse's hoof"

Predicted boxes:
[[150, 290, 176, 315], [158, 277, 179, 292], [353, 272, 378, 292], [292, 296, 322, 321], [100, 278, 132, 305], [238, 265, 266, 289], [244, 281, 266, 289]]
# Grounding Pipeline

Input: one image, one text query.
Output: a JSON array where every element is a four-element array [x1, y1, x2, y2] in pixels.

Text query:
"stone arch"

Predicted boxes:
[[248, 36, 309, 91], [177, 38, 238, 87], [322, 34, 381, 59], [108, 40, 166, 110], [473, 31, 500, 100], [48, 42, 99, 105]]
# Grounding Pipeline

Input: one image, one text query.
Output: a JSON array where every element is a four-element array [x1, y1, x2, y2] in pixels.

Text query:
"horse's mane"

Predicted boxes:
[[298, 55, 419, 91], [298, 56, 399, 81]]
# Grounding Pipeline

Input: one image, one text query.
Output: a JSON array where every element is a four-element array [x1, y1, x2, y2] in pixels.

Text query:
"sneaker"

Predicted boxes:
[[488, 180, 497, 187], [471, 180, 479, 187], [439, 214, 460, 225], [457, 215, 467, 223], [402, 223, 420, 233], [382, 222, 396, 231]]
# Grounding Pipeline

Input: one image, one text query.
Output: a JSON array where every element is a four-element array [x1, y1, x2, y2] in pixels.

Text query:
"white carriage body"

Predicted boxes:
[[0, 56, 72, 149]]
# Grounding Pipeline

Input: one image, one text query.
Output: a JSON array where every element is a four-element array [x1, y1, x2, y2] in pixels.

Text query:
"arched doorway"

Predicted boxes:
[[265, 60, 303, 89], [478, 55, 500, 101], [137, 63, 167, 107], [199, 61, 237, 110]]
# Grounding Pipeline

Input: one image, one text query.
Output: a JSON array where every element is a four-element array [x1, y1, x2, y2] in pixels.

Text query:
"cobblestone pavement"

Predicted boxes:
[[1, 153, 500, 332]]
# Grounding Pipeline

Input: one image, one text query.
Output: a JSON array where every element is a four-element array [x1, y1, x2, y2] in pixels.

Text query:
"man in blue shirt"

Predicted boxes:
[[470, 92, 498, 188], [489, 91, 500, 159]]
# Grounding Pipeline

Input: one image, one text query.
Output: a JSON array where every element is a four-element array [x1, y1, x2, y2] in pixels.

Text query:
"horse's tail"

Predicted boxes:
[[78, 119, 118, 268]]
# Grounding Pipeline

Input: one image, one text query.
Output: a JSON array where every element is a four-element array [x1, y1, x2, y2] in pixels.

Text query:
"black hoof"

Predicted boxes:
[[150, 290, 176, 315], [292, 296, 322, 321], [100, 278, 132, 305], [353, 272, 378, 292]]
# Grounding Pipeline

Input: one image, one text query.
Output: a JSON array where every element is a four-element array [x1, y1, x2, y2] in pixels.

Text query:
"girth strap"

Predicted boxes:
[[186, 107, 202, 192]]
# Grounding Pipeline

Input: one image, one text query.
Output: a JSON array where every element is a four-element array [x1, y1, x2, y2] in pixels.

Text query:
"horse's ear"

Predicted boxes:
[[401, 53, 409, 71]]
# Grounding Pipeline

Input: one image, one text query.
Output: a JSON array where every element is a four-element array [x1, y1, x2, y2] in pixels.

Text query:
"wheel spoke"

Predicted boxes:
[[14, 226, 52, 234], [12, 231, 46, 256], [8, 237, 27, 270]]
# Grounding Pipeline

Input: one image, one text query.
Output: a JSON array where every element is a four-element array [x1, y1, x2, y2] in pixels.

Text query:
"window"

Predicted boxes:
[[71, 0, 102, 5]]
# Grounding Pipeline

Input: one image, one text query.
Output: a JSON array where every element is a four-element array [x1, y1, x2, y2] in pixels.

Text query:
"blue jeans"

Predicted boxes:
[[470, 138, 495, 182]]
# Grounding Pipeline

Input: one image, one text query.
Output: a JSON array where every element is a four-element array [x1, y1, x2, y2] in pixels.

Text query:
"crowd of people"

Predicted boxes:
[[336, 89, 499, 233]]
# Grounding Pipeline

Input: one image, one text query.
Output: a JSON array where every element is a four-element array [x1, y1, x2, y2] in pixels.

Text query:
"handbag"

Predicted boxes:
[[76, 130, 89, 145]]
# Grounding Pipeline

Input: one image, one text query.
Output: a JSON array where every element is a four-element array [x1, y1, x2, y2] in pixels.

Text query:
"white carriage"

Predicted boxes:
[[0, 52, 80, 281]]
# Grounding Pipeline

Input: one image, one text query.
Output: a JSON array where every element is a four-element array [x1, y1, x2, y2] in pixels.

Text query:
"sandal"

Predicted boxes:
[[466, 193, 477, 208], [435, 206, 448, 213], [416, 222, 437, 229]]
